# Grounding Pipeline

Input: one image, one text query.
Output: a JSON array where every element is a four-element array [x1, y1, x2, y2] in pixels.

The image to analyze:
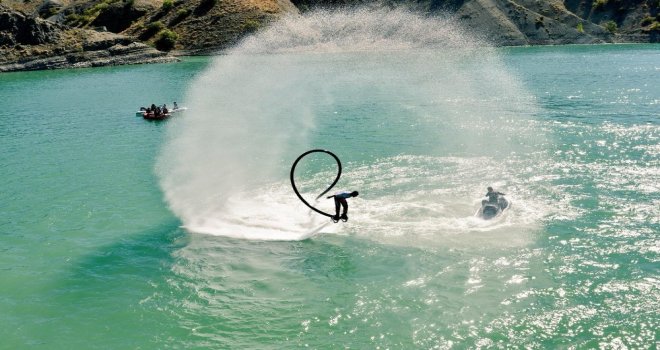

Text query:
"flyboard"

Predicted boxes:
[[290, 149, 347, 224]]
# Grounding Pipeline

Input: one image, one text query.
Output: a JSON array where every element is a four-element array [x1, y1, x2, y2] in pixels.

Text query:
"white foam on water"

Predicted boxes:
[[332, 155, 552, 247], [179, 186, 341, 241]]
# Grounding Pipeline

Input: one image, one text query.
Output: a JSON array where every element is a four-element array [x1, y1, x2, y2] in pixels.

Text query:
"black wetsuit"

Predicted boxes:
[[330, 191, 352, 218], [485, 190, 505, 204]]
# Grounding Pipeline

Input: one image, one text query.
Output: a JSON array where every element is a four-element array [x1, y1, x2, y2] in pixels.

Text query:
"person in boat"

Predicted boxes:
[[327, 190, 359, 222], [482, 186, 505, 206], [151, 103, 157, 111], [162, 104, 168, 114]]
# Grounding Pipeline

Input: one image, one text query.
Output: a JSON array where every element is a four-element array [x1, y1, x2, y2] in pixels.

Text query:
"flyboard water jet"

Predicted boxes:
[[290, 149, 346, 223]]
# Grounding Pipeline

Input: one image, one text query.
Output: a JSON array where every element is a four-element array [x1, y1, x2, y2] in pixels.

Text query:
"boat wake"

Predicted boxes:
[[172, 155, 554, 249]]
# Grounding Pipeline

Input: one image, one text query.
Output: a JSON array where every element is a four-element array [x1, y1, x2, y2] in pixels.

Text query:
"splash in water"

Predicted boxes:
[[156, 8, 547, 243]]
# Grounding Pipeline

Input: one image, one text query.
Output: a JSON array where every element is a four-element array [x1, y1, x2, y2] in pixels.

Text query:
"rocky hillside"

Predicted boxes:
[[292, 0, 659, 45], [0, 0, 298, 71], [0, 3, 176, 71], [0, 0, 658, 72], [2, 0, 299, 55]]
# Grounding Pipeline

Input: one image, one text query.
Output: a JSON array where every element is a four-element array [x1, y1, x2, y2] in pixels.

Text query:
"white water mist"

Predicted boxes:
[[157, 8, 545, 242]]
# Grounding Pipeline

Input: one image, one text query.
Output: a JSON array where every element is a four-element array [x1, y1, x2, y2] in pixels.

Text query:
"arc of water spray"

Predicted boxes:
[[290, 149, 342, 218]]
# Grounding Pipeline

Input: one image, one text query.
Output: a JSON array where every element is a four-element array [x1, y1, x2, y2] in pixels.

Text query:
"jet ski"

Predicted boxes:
[[477, 197, 509, 220]]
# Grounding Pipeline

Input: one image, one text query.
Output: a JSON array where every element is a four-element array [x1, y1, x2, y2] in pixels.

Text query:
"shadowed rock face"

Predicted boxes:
[[0, 4, 63, 45], [91, 1, 150, 33], [37, 0, 66, 19]]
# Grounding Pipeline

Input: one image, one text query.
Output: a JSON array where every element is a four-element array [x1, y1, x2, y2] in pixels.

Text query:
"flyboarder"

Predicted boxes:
[[327, 190, 359, 222]]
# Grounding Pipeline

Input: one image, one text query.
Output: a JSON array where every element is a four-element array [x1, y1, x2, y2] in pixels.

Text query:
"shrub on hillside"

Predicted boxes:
[[140, 21, 165, 40], [155, 29, 178, 51], [65, 13, 95, 27], [170, 8, 191, 25], [641, 16, 654, 26], [592, 0, 608, 10], [161, 0, 174, 12], [603, 20, 617, 33], [649, 22, 660, 31], [242, 19, 261, 32]]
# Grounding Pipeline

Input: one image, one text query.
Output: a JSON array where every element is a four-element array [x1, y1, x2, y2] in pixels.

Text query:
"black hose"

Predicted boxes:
[[290, 149, 342, 218]]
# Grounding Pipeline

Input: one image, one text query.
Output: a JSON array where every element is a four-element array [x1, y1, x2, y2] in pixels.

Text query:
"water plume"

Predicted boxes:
[[156, 7, 545, 242]]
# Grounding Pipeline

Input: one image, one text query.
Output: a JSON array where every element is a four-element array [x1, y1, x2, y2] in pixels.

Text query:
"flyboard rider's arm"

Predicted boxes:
[[326, 195, 334, 199]]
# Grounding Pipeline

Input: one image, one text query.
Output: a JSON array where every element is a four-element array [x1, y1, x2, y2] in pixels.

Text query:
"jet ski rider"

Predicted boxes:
[[482, 186, 505, 206]]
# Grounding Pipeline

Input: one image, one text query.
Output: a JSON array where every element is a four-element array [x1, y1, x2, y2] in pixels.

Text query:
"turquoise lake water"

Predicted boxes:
[[1, 10, 659, 349]]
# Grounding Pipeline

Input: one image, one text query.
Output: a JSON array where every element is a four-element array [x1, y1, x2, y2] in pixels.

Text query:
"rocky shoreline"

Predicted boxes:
[[0, 4, 177, 72], [1, 38, 178, 72], [1, 0, 658, 73]]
